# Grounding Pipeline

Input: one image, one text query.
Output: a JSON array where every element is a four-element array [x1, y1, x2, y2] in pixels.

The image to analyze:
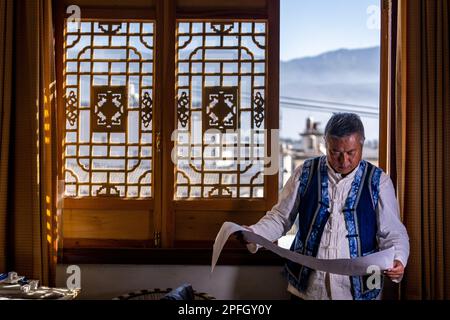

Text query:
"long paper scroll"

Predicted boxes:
[[212, 222, 394, 276]]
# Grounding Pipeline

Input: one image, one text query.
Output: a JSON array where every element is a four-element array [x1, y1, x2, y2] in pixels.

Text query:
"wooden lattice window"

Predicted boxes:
[[56, 0, 279, 255], [174, 21, 267, 199], [63, 20, 155, 198]]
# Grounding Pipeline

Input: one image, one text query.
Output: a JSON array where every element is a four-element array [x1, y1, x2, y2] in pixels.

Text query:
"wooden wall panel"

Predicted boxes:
[[174, 210, 265, 241], [63, 209, 152, 240], [58, 0, 156, 8], [177, 0, 266, 10]]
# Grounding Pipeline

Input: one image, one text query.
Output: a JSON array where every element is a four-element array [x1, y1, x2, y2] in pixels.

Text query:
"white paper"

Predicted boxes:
[[211, 222, 395, 276], [211, 222, 248, 273]]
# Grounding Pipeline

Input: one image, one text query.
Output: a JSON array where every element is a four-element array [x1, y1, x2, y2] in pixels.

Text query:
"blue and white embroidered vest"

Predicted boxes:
[[283, 156, 383, 300]]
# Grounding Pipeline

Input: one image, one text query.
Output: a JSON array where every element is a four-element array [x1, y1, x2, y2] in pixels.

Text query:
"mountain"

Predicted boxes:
[[280, 47, 380, 107]]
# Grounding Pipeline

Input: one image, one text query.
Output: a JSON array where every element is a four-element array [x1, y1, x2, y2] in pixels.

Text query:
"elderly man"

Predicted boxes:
[[244, 113, 409, 300]]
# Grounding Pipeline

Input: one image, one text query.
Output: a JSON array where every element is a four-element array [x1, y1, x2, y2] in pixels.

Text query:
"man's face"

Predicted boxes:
[[326, 133, 363, 175]]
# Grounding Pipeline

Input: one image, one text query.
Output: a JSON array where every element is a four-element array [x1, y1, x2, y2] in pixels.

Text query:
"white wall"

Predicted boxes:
[[56, 264, 290, 300]]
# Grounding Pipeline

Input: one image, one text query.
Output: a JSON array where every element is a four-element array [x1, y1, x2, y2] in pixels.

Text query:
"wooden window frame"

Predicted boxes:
[[54, 0, 281, 264], [54, 1, 160, 251], [379, 0, 390, 172], [164, 0, 279, 249]]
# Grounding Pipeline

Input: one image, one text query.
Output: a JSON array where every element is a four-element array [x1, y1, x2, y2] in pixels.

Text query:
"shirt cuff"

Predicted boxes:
[[394, 253, 408, 268], [246, 243, 259, 253], [391, 276, 403, 283], [391, 253, 407, 283], [245, 226, 261, 253]]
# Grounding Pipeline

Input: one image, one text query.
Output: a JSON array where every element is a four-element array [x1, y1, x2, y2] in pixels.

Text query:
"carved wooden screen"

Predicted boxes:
[[63, 20, 155, 198], [174, 21, 267, 199]]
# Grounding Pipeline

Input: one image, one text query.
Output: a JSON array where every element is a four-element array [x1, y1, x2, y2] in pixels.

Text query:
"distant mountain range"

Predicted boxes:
[[280, 46, 380, 107]]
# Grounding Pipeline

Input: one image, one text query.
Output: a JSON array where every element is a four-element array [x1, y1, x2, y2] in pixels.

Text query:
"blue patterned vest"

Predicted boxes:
[[283, 156, 383, 300]]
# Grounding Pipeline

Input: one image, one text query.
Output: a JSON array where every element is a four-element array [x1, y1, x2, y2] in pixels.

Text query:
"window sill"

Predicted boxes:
[[59, 248, 285, 265]]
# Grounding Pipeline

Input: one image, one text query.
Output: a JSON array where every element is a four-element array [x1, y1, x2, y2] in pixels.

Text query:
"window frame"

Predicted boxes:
[[162, 1, 280, 248], [379, 0, 390, 172], [54, 1, 161, 250], [54, 0, 281, 264]]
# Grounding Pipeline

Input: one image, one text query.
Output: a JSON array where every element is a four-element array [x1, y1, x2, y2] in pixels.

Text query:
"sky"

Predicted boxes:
[[281, 0, 381, 61], [280, 0, 381, 141]]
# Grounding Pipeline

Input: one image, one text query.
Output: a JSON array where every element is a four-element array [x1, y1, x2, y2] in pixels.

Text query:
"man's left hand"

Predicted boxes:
[[384, 260, 404, 281]]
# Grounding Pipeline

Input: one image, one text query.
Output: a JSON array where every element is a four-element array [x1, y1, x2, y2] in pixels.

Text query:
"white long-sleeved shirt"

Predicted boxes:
[[248, 159, 410, 300]]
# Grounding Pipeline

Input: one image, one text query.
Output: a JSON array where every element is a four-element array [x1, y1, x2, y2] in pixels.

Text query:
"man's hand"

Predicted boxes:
[[384, 260, 404, 281], [233, 226, 253, 246], [234, 231, 248, 245]]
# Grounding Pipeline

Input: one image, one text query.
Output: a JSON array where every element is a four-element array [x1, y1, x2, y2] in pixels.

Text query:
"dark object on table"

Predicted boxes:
[[160, 283, 194, 300], [113, 286, 214, 300]]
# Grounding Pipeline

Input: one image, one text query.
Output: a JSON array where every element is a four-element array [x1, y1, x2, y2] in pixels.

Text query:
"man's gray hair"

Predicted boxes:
[[324, 113, 365, 145]]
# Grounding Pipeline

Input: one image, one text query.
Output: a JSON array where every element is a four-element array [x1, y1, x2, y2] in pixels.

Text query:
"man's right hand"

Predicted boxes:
[[234, 231, 249, 245], [233, 226, 253, 246]]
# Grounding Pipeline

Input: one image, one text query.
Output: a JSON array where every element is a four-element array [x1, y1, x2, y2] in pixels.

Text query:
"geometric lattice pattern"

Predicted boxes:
[[203, 86, 238, 132], [63, 20, 154, 198], [91, 86, 127, 132], [175, 21, 267, 199]]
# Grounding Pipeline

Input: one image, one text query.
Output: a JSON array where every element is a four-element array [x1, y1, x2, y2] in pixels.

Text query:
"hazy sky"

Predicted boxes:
[[280, 0, 381, 141], [281, 0, 381, 61]]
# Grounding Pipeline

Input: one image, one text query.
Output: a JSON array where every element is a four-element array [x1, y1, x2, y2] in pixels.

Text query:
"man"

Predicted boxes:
[[243, 113, 409, 300]]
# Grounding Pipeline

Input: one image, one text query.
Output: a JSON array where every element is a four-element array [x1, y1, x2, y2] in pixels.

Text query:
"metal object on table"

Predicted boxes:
[[0, 271, 80, 300]]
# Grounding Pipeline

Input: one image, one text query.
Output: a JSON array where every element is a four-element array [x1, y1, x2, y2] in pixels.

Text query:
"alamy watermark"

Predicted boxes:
[[171, 128, 280, 176], [66, 5, 81, 31], [366, 5, 381, 30], [366, 265, 382, 290], [66, 265, 81, 290]]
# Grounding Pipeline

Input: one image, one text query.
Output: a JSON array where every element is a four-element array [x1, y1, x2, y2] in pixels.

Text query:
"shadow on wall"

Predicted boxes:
[[232, 266, 290, 300]]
